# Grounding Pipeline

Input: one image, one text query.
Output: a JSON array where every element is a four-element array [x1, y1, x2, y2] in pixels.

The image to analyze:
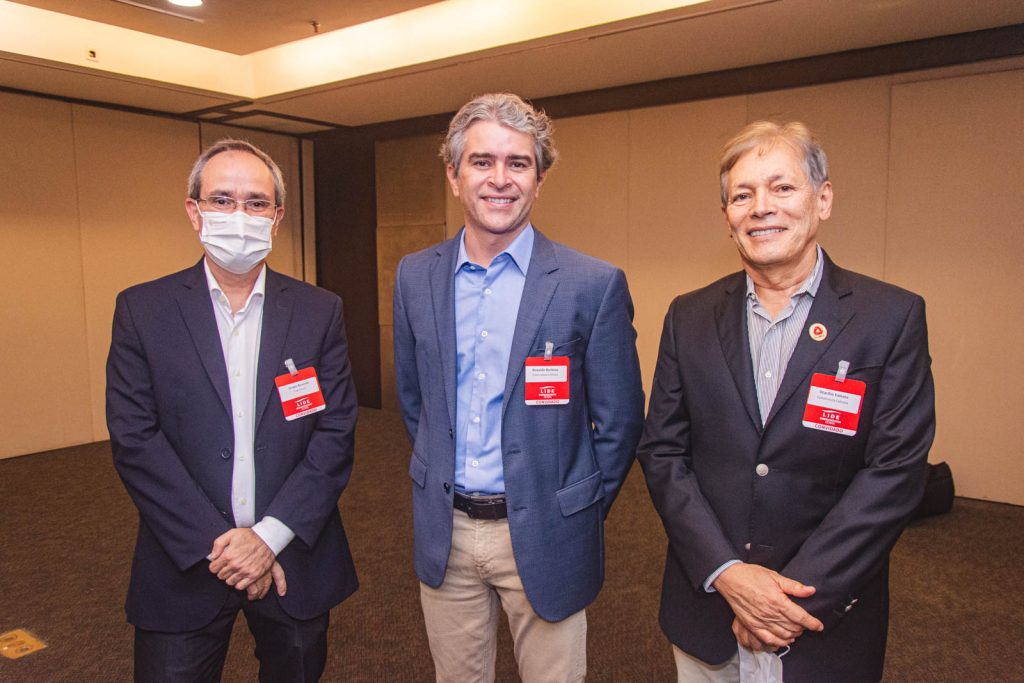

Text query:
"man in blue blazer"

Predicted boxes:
[[638, 121, 935, 682], [393, 93, 645, 682], [106, 139, 358, 682]]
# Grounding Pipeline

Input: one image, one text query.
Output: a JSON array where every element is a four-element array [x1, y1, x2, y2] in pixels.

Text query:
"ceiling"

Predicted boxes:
[[2, 0, 1023, 135]]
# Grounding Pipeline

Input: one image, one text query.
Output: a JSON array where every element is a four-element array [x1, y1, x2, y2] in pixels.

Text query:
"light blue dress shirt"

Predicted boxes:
[[453, 225, 534, 494]]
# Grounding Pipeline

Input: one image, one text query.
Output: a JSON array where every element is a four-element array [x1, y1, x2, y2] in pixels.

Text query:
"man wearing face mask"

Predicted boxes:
[[106, 139, 358, 682]]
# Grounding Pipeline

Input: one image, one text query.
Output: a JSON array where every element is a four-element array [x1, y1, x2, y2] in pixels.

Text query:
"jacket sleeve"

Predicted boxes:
[[782, 295, 934, 627], [106, 291, 230, 571], [637, 299, 741, 590], [393, 256, 422, 444], [581, 268, 646, 515], [263, 295, 358, 549]]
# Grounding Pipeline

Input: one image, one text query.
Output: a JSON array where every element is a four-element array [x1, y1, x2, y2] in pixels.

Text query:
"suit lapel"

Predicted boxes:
[[764, 255, 854, 427], [431, 236, 460, 432], [715, 273, 762, 433], [255, 268, 294, 428], [503, 232, 559, 414], [177, 260, 231, 416]]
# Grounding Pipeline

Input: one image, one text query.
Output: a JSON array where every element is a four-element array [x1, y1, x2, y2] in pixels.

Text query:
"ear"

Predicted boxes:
[[446, 164, 460, 197], [534, 171, 546, 197], [185, 198, 202, 233], [272, 205, 285, 237], [817, 181, 834, 220]]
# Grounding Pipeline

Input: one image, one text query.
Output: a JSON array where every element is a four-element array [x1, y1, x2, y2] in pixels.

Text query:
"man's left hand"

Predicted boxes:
[[208, 528, 274, 590]]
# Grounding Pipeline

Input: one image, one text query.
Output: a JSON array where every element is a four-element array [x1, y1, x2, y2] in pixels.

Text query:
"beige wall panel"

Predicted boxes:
[[887, 69, 1024, 505], [201, 123, 303, 279], [73, 105, 201, 440], [0, 93, 94, 457], [376, 134, 446, 229], [531, 112, 631, 270], [445, 184, 463, 239], [627, 97, 749, 389], [377, 223, 446, 327], [747, 77, 891, 279]]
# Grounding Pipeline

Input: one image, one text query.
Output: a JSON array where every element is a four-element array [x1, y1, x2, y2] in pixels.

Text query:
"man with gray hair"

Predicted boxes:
[[393, 93, 645, 681], [638, 121, 935, 682], [107, 139, 358, 681]]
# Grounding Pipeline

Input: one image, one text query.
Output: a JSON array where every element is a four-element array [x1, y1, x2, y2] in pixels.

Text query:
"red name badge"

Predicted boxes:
[[802, 372, 865, 436], [524, 356, 570, 405], [274, 367, 326, 421]]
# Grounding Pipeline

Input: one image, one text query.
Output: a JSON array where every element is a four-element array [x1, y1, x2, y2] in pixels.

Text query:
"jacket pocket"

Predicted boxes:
[[408, 451, 427, 488], [556, 470, 605, 517]]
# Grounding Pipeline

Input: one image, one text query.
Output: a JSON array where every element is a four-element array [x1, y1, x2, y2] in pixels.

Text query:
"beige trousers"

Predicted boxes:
[[673, 644, 740, 682], [420, 509, 587, 683]]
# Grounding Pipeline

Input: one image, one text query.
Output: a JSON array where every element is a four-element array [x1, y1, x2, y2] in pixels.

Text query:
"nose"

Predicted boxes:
[[489, 163, 510, 188], [751, 188, 775, 217]]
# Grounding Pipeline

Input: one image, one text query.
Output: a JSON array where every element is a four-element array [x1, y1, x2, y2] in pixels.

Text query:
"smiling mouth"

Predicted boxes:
[[484, 197, 515, 205], [749, 227, 785, 237]]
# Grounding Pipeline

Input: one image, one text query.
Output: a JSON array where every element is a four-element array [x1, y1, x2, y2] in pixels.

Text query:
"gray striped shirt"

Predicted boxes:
[[746, 246, 824, 425]]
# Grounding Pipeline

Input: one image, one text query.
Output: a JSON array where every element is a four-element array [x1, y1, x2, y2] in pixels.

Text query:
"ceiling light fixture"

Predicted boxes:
[[169, 0, 203, 7]]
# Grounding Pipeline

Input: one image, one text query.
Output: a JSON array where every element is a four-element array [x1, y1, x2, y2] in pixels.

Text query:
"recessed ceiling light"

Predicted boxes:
[[168, 0, 203, 7]]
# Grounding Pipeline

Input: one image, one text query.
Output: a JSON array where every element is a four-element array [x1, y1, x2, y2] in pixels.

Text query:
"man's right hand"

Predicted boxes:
[[245, 561, 288, 601], [713, 562, 823, 649]]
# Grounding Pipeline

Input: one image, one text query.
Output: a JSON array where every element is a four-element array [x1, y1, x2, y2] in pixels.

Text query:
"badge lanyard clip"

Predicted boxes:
[[835, 360, 850, 383], [543, 341, 553, 362], [284, 358, 299, 376]]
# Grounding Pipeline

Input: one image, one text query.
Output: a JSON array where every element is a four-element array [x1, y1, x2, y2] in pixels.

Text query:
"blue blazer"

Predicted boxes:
[[393, 229, 645, 621], [638, 253, 935, 682], [106, 260, 359, 632]]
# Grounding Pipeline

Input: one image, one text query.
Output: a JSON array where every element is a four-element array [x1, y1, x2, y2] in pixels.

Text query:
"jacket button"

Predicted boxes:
[[220, 448, 232, 460], [755, 463, 769, 477], [443, 483, 451, 494], [448, 428, 454, 439]]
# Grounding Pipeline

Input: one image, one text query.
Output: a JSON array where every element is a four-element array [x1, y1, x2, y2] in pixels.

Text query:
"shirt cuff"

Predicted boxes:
[[704, 559, 742, 593], [251, 516, 295, 557]]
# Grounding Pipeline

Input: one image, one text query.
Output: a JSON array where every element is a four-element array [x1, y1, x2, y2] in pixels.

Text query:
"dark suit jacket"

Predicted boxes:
[[637, 252, 935, 682], [106, 260, 358, 632], [393, 229, 645, 622]]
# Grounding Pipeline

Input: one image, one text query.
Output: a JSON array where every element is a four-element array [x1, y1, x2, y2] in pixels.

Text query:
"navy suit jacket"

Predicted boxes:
[[393, 229, 645, 621], [106, 260, 358, 632], [638, 252, 935, 682]]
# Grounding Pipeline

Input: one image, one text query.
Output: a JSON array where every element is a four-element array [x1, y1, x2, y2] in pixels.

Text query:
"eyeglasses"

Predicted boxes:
[[196, 195, 277, 215]]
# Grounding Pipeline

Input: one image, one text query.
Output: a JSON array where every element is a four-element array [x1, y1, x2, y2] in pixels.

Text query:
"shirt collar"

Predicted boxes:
[[204, 259, 266, 308], [456, 224, 535, 276], [746, 244, 824, 301]]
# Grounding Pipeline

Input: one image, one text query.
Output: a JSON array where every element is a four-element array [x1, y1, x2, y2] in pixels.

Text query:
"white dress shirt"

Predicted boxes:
[[204, 260, 294, 556]]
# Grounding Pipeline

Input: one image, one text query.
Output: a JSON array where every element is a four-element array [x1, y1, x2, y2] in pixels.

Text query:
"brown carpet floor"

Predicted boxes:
[[1, 408, 1021, 681]]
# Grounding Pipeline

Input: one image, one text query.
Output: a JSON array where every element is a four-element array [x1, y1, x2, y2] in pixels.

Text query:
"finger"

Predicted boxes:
[[272, 563, 288, 596], [209, 532, 232, 561], [780, 603, 823, 632], [778, 576, 816, 599]]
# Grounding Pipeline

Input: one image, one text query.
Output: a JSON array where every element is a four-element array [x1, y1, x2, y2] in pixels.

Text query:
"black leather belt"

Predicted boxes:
[[453, 491, 507, 520]]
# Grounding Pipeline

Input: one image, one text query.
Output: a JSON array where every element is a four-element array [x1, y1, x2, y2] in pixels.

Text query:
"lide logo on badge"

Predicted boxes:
[[802, 372, 865, 436], [524, 356, 569, 405]]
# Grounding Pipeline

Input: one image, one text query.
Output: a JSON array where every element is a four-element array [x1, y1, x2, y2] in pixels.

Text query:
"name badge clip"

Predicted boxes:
[[284, 358, 299, 376], [835, 360, 850, 383]]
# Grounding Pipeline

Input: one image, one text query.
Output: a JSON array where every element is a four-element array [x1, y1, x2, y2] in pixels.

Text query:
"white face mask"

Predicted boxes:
[[199, 210, 274, 275]]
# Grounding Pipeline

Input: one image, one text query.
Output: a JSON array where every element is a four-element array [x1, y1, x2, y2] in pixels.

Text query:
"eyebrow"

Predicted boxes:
[[465, 152, 535, 164], [206, 189, 272, 199]]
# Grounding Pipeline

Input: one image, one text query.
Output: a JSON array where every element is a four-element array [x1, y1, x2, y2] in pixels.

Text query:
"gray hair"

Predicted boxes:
[[719, 121, 828, 205], [187, 138, 286, 206], [441, 93, 557, 179]]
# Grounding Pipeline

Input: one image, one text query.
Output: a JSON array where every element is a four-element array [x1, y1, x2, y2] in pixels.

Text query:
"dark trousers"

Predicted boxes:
[[134, 590, 329, 683]]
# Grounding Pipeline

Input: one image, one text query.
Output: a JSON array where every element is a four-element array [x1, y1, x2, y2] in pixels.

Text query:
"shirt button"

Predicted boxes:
[[484, 288, 493, 295], [471, 460, 479, 467], [756, 463, 769, 477], [233, 330, 239, 337], [234, 370, 241, 377], [472, 416, 481, 424], [764, 371, 772, 378], [480, 330, 488, 338], [239, 498, 247, 506], [236, 410, 244, 418], [477, 372, 486, 381]]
